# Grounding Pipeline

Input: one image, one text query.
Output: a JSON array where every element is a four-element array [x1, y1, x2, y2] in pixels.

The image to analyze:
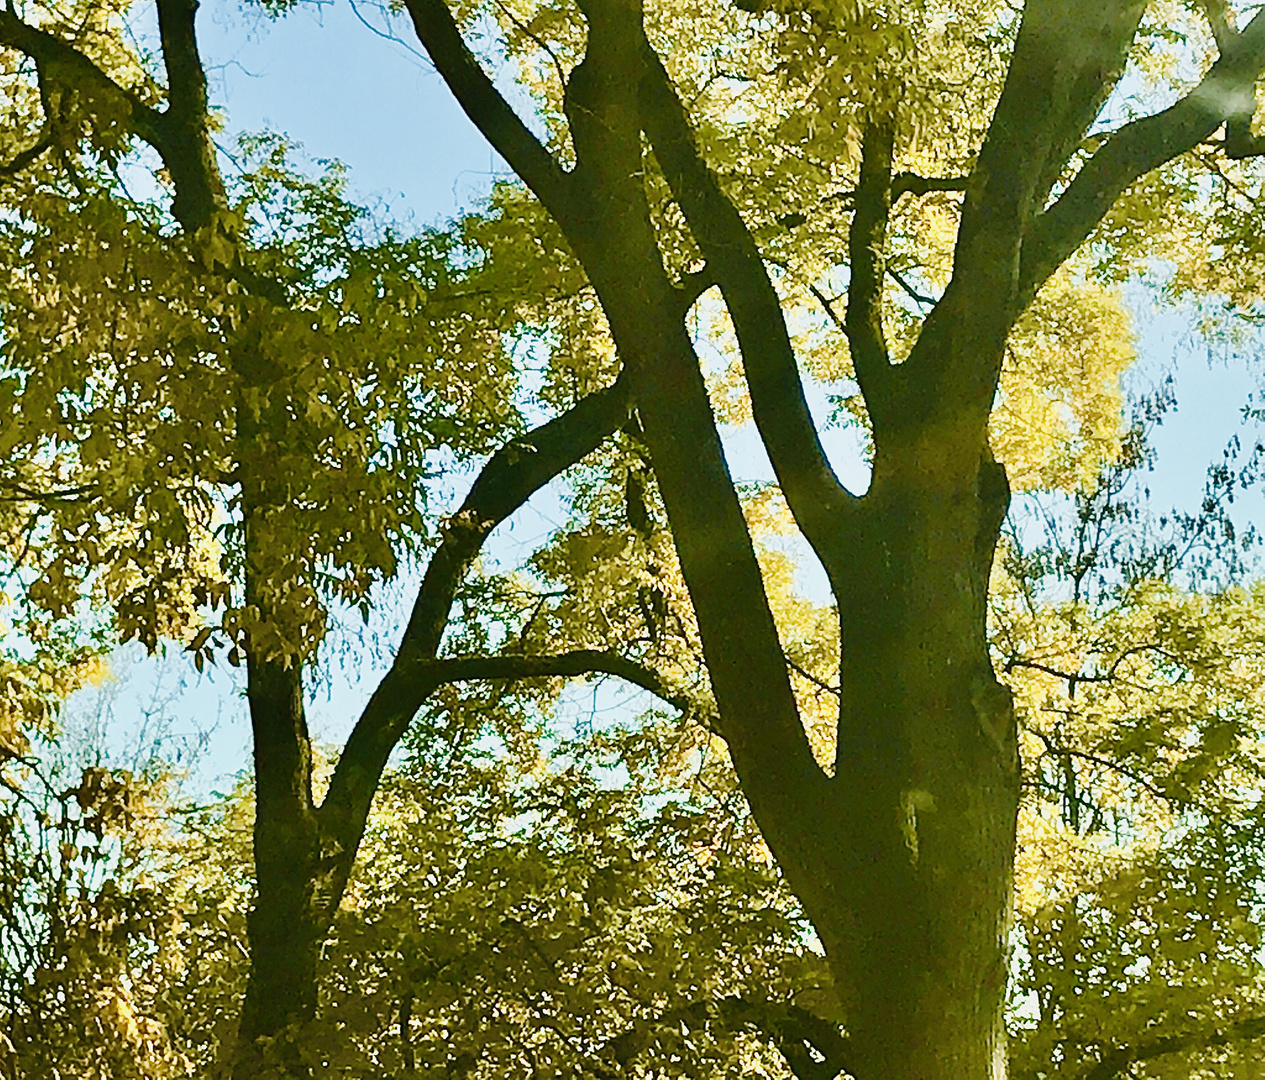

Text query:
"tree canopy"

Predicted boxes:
[[5, 0, 1265, 1078]]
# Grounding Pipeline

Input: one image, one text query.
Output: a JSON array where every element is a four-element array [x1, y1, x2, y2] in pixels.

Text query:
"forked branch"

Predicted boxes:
[[0, 9, 165, 150], [637, 40, 855, 560], [318, 375, 634, 873], [1197, 0, 1237, 55], [1022, 6, 1265, 298]]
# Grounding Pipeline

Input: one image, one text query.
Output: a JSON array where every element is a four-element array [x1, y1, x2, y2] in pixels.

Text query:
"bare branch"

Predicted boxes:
[[787, 658, 839, 698], [637, 40, 857, 562], [603, 997, 852, 1080], [1004, 643, 1176, 687], [806, 282, 847, 336], [886, 266, 936, 307], [0, 481, 99, 504], [423, 648, 714, 725], [1004, 658, 1112, 684], [400, 0, 575, 225], [0, 132, 52, 179], [890, 172, 968, 200], [778, 172, 965, 228], [1022, 6, 1265, 298], [1025, 725, 1172, 804]]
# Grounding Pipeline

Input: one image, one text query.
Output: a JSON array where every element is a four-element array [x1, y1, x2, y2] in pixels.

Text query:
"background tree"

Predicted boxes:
[[0, 5, 665, 1071]]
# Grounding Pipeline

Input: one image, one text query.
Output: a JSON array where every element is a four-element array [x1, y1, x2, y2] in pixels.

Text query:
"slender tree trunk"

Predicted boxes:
[[230, 401, 323, 1078], [232, 653, 322, 1077]]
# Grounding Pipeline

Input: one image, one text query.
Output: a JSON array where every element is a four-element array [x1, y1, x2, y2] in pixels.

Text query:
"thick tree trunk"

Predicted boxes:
[[814, 441, 1019, 1080]]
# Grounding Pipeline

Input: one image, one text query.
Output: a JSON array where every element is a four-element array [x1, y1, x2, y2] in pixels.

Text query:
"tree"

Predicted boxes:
[[0, 656, 202, 1080], [0, 2, 683, 1073], [7, 1, 1265, 1078], [388, 0, 1265, 1076]]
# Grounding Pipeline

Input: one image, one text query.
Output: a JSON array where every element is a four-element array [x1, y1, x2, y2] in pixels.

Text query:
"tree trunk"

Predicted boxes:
[[231, 652, 322, 1079], [816, 438, 1019, 1080], [229, 398, 323, 1079]]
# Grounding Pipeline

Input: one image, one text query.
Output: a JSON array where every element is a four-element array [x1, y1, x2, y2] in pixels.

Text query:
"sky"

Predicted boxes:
[[197, 0, 504, 223], [58, 0, 1265, 790]]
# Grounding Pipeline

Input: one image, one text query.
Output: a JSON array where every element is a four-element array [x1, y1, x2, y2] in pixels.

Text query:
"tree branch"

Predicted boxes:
[[1025, 724, 1172, 804], [153, 0, 224, 231], [603, 996, 852, 1080], [890, 172, 968, 200], [0, 132, 52, 179], [1197, 0, 1237, 56], [0, 9, 166, 150], [1071, 1011, 1265, 1080], [673, 263, 717, 316], [0, 481, 99, 504], [400, 0, 574, 225], [806, 282, 847, 336], [400, 377, 632, 659], [0, 6, 292, 302], [411, 0, 833, 937], [637, 40, 856, 562], [895, 2, 1145, 426], [316, 375, 633, 895], [1204, 1, 1265, 158], [1022, 6, 1265, 298], [887, 266, 936, 307], [0, 5, 228, 231], [962, 0, 1146, 255], [845, 120, 894, 399], [787, 658, 839, 698], [423, 647, 715, 724], [777, 173, 965, 229]]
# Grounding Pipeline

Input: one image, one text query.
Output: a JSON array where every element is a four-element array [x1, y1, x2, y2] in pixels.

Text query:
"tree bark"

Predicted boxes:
[[229, 390, 323, 1077], [823, 439, 1018, 1080]]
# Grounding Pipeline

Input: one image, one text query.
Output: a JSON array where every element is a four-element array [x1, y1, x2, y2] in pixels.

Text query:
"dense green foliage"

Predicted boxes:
[[6, 0, 1265, 1076]]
